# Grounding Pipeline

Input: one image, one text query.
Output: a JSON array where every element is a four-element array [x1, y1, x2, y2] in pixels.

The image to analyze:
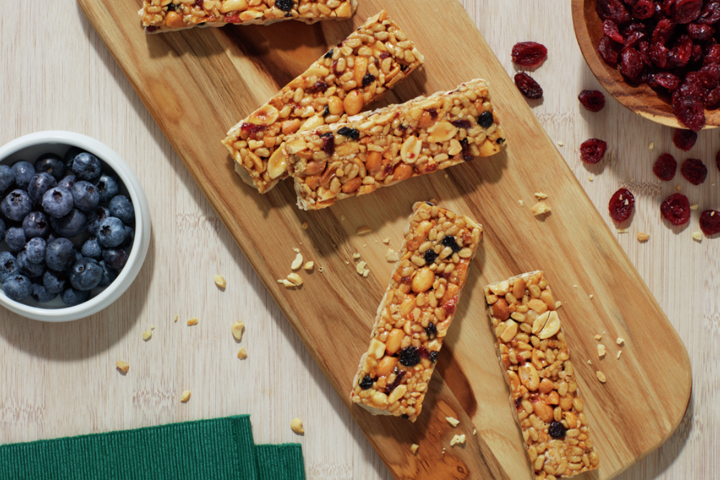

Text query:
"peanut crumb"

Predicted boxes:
[[303, 261, 314, 271], [291, 253, 304, 270], [237, 347, 248, 359], [411, 444, 419, 454], [588, 175, 594, 182], [473, 429, 477, 436], [357, 226, 372, 236], [531, 202, 551, 216], [363, 244, 367, 248], [174, 314, 178, 323], [596, 371, 607, 383], [356, 261, 367, 275], [345, 261, 349, 265], [362, 268, 370, 278], [446, 416, 460, 427], [519, 200, 524, 207], [616, 350, 623, 360], [597, 344, 607, 358], [180, 390, 191, 403], [150, 324, 155, 330], [573, 285, 577, 288], [293, 247, 300, 253], [589, 294, 594, 299], [290, 418, 304, 434], [301, 221, 309, 230], [281, 279, 296, 288], [352, 253, 361, 260], [534, 192, 549, 200], [648, 142, 654, 150], [385, 248, 400, 262], [382, 238, 390, 244], [587, 359, 592, 365], [142, 330, 152, 341], [616, 337, 624, 346], [214, 275, 227, 289], [187, 318, 198, 326], [555, 300, 562, 309], [617, 228, 629, 233], [340, 215, 346, 221], [637, 232, 650, 242], [445, 173, 449, 178], [692, 231, 703, 242], [232, 321, 245, 341], [115, 361, 129, 374], [450, 434, 466, 447], [676, 185, 681, 191], [690, 204, 699, 210], [557, 141, 564, 146], [287, 273, 303, 286], [594, 334, 603, 340], [318, 267, 324, 273]]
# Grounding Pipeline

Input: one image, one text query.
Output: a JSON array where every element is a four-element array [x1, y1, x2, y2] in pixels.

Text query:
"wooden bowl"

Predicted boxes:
[[571, 0, 719, 129]]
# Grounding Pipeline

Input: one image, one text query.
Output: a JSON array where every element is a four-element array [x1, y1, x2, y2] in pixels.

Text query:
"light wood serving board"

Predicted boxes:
[[78, 1, 692, 478]]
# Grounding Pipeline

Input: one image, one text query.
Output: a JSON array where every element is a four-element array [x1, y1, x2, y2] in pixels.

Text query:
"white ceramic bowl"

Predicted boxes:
[[0, 131, 151, 322]]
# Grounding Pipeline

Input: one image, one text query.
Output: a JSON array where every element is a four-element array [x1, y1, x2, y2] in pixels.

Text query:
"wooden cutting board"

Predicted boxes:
[[78, 1, 692, 478]]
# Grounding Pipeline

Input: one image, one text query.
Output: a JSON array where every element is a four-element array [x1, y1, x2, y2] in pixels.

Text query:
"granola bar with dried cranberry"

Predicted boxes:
[[485, 271, 599, 479], [222, 10, 424, 193], [350, 202, 482, 422], [284, 78, 505, 210]]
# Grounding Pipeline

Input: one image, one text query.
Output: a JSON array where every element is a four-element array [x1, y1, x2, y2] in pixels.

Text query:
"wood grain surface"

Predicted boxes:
[[2, 1, 716, 479]]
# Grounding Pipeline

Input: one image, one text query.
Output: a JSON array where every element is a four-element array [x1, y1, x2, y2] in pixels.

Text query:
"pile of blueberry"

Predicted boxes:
[[0, 147, 135, 307]]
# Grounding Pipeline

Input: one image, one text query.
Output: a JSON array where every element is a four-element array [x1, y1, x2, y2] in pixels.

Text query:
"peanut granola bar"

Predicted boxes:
[[284, 78, 506, 210], [350, 202, 482, 422], [222, 11, 424, 193], [484, 271, 599, 479], [140, 0, 357, 34]]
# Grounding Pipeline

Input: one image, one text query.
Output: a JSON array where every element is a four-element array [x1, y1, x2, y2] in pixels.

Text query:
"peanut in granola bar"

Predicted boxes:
[[284, 79, 506, 210], [350, 202, 482, 422], [222, 10, 424, 193], [485, 271, 599, 479], [140, 0, 357, 34]]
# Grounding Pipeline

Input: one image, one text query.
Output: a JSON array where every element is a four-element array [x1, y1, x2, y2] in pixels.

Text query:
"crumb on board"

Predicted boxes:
[[187, 318, 198, 326], [214, 275, 227, 289], [291, 253, 303, 270], [280, 279, 296, 288], [589, 294, 594, 299], [596, 371, 607, 383], [519, 200, 524, 207], [588, 175, 594, 182], [318, 267, 324, 273], [174, 314, 178, 323], [237, 348, 248, 359], [287, 273, 303, 286], [303, 261, 314, 271], [594, 334, 602, 341], [385, 248, 399, 262], [293, 247, 300, 253], [150, 324, 155, 330], [291, 418, 304, 434], [356, 261, 367, 275], [532, 202, 551, 216], [616, 350, 623, 360], [357, 226, 372, 236], [382, 238, 390, 244], [648, 142, 654, 150], [597, 344, 606, 358], [301, 221, 309, 230], [115, 361, 129, 374], [534, 192, 549, 200], [555, 301, 562, 309], [142, 330, 152, 341], [340, 214, 346, 221], [616, 337, 624, 346], [411, 444, 419, 455], [557, 141, 564, 146], [450, 434, 466, 447], [587, 359, 592, 365], [692, 231, 703, 242], [676, 185, 681, 191], [617, 228, 629, 234], [352, 252, 361, 260], [232, 321, 245, 341], [690, 204, 699, 210], [473, 429, 477, 436], [637, 232, 650, 242], [446, 417, 460, 427], [180, 391, 191, 403]]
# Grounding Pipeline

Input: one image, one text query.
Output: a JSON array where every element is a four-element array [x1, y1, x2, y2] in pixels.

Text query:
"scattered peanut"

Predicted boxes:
[[597, 344, 606, 358], [616, 350, 623, 360], [690, 204, 699, 210], [357, 226, 372, 236], [356, 261, 367, 275], [232, 321, 245, 341], [531, 202, 551, 216], [411, 444, 419, 454], [174, 314, 178, 323], [142, 330, 152, 341], [187, 318, 198, 326], [588, 175, 594, 182], [450, 434, 466, 447], [637, 232, 650, 242], [385, 248, 399, 262], [214, 275, 227, 289], [616, 337, 624, 346], [648, 142, 654, 150], [115, 361, 129, 374], [303, 261, 314, 271], [291, 253, 304, 270], [237, 348, 248, 359], [180, 391, 191, 403], [446, 416, 460, 427], [596, 371, 607, 383], [287, 273, 303, 286], [519, 200, 524, 206], [692, 231, 703, 242], [382, 238, 390, 244], [534, 192, 548, 200], [594, 334, 602, 341], [291, 418, 304, 434], [301, 221, 309, 230]]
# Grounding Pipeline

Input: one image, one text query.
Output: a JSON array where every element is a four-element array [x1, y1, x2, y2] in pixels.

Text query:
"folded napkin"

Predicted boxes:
[[0, 415, 305, 480]]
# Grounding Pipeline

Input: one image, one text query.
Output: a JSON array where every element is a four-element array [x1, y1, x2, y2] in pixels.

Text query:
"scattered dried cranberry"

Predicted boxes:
[[511, 42, 548, 67], [633, 0, 656, 19], [698, 0, 720, 24], [652, 71, 680, 90], [673, 95, 705, 131], [580, 139, 608, 164], [680, 158, 708, 184], [661, 193, 691, 225], [399, 346, 420, 367], [652, 19, 675, 45], [700, 210, 720, 235], [609, 188, 635, 222], [688, 23, 715, 40], [672, 129, 697, 151], [578, 90, 606, 112], [548, 421, 567, 439], [653, 153, 677, 181], [514, 72, 543, 99]]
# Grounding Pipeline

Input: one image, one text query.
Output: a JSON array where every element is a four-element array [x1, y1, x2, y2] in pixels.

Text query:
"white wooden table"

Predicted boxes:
[[1, 1, 715, 478]]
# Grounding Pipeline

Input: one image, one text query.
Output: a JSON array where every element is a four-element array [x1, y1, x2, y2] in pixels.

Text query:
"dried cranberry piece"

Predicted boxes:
[[698, 0, 720, 24], [580, 138, 608, 164], [597, 0, 632, 23], [678, 72, 708, 98], [511, 42, 548, 67], [706, 87, 720, 108], [450, 119, 472, 130], [195, 0, 203, 7], [672, 95, 705, 131], [320, 132, 335, 157], [650, 42, 670, 68], [688, 23, 715, 40], [653, 71, 680, 89], [599, 36, 622, 65], [699, 210, 720, 235], [514, 72, 543, 99], [460, 138, 473, 161], [698, 65, 720, 89], [624, 31, 646, 50], [661, 193, 691, 225], [384, 370, 406, 394], [240, 122, 266, 137], [224, 14, 241, 23], [705, 44, 720, 65], [638, 41, 652, 66], [443, 296, 458, 315], [652, 18, 676, 44], [379, 52, 390, 60], [632, 0, 656, 19], [653, 153, 678, 180], [578, 90, 606, 112], [672, 128, 698, 150], [680, 158, 708, 184], [619, 47, 644, 80], [673, 0, 703, 23], [417, 346, 431, 360], [311, 80, 328, 94], [691, 44, 704, 64], [668, 34, 692, 68], [608, 188, 636, 222], [603, 20, 625, 43]]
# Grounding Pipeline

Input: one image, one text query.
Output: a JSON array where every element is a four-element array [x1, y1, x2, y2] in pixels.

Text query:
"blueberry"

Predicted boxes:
[[121, 225, 135, 249], [25, 237, 47, 264], [423, 249, 438, 265], [5, 227, 26, 253], [102, 248, 128, 270], [548, 421, 566, 439], [95, 174, 119, 202], [3, 275, 32, 302], [60, 288, 89, 306], [49, 209, 87, 237], [98, 260, 118, 287], [43, 269, 67, 294], [31, 284, 56, 303], [75, 251, 84, 263], [359, 375, 373, 389], [28, 173, 57, 205], [45, 238, 77, 272], [398, 346, 421, 367], [0, 252, 19, 283], [441, 235, 462, 254], [47, 232, 58, 244], [0, 165, 15, 193], [11, 161, 36, 190], [64, 147, 85, 169], [17, 251, 44, 278], [1, 189, 33, 222], [86, 206, 110, 236], [478, 111, 495, 129], [70, 180, 100, 212], [70, 152, 102, 181], [108, 195, 134, 225], [69, 258, 103, 291], [22, 211, 50, 238], [34, 153, 66, 181], [57, 174, 77, 191], [97, 217, 126, 248], [42, 187, 74, 218], [0, 218, 6, 240], [81, 237, 102, 259]]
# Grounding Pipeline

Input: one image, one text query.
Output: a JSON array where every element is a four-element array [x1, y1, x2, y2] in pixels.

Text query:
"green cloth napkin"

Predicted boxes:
[[0, 415, 305, 480]]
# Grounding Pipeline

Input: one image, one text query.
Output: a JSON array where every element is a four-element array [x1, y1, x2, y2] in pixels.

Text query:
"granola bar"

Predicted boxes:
[[222, 10, 424, 193], [350, 202, 482, 422], [140, 0, 357, 34], [484, 272, 599, 479], [284, 78, 506, 210]]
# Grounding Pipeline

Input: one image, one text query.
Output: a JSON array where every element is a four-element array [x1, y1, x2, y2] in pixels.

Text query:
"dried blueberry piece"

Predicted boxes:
[[323, 49, 334, 59], [362, 73, 376, 87], [441, 235, 462, 253], [384, 369, 406, 393], [423, 248, 438, 265], [425, 322, 437, 340], [337, 127, 360, 140], [399, 346, 421, 367], [322, 105, 330, 117], [276, 0, 293, 12], [166, 3, 176, 10], [548, 421, 567, 439], [429, 351, 439, 363], [451, 119, 472, 130], [359, 375, 373, 390]]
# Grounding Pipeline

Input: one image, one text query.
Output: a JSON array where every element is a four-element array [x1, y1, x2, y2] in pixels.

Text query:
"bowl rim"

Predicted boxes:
[[0, 131, 151, 322]]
